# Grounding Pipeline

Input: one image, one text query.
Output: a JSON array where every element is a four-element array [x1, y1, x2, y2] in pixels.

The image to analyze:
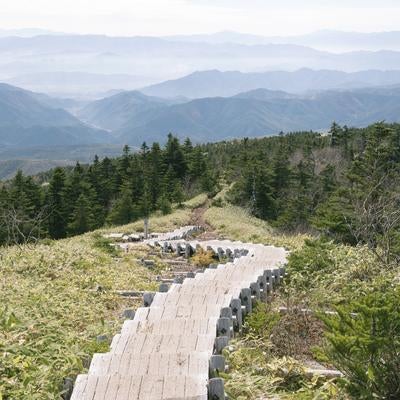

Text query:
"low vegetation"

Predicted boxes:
[[1, 122, 400, 399], [0, 202, 200, 399]]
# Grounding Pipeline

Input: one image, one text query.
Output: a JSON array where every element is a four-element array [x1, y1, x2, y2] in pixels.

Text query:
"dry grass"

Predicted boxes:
[[100, 193, 208, 235], [0, 198, 206, 399], [205, 204, 308, 251]]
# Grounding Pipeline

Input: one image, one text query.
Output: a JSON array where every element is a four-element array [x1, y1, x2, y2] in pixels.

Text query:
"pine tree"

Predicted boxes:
[[67, 193, 96, 235], [108, 184, 136, 225], [172, 181, 185, 206], [164, 133, 187, 179], [330, 122, 343, 147], [149, 143, 163, 205], [47, 167, 67, 239]]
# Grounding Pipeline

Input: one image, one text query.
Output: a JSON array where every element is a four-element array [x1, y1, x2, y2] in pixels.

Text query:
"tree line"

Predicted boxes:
[[204, 122, 400, 264], [0, 134, 215, 245], [2, 122, 400, 263]]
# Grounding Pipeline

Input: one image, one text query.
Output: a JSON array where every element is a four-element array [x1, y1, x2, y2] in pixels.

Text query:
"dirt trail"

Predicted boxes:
[[189, 200, 219, 240]]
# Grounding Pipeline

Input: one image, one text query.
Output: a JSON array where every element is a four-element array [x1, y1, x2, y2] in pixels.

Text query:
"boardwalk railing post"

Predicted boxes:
[[273, 268, 281, 285], [264, 269, 274, 291], [214, 336, 229, 354], [217, 317, 232, 339], [250, 282, 261, 304], [220, 307, 234, 337], [185, 244, 192, 258], [143, 292, 155, 307], [209, 355, 226, 376], [159, 283, 169, 292], [208, 377, 225, 400], [240, 288, 252, 314], [257, 275, 267, 300], [230, 298, 243, 332]]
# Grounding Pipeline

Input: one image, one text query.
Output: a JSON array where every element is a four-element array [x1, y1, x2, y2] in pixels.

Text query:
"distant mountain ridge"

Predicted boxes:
[[3, 32, 400, 98], [165, 30, 400, 52], [75, 84, 400, 145], [140, 69, 400, 98], [0, 83, 110, 147]]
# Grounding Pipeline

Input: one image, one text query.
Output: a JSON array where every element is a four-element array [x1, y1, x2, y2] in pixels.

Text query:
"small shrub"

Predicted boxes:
[[320, 287, 400, 399], [211, 197, 224, 207], [157, 196, 172, 215], [270, 309, 325, 359], [190, 249, 215, 267], [245, 302, 281, 338], [92, 234, 119, 256]]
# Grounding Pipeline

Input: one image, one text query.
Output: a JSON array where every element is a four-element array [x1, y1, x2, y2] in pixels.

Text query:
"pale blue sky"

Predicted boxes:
[[0, 0, 398, 36]]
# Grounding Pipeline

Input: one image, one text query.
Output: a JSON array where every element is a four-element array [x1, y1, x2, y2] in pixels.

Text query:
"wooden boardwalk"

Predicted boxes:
[[71, 229, 287, 400]]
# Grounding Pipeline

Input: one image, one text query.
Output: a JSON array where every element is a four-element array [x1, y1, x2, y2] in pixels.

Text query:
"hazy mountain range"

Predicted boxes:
[[79, 85, 400, 144], [165, 30, 400, 52], [140, 69, 400, 98], [2, 75, 400, 150], [2, 31, 400, 98], [0, 83, 109, 148], [2, 28, 400, 178]]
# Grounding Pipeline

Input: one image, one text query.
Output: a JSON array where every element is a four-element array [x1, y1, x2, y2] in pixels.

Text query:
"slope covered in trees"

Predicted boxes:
[[1, 122, 400, 399], [204, 122, 400, 263], [0, 134, 215, 245]]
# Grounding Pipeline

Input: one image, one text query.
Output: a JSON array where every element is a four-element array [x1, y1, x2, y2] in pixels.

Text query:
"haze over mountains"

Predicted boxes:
[[0, 83, 109, 147], [166, 30, 400, 52], [2, 30, 400, 98], [140, 69, 400, 98], [2, 28, 400, 178], [78, 85, 400, 144]]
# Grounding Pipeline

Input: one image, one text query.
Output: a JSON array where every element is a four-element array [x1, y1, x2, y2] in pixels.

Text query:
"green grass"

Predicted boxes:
[[99, 193, 208, 235], [0, 198, 201, 399], [205, 202, 390, 399], [205, 204, 308, 251]]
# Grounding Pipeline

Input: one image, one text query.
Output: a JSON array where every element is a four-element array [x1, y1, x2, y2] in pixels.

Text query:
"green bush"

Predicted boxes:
[[245, 302, 280, 338], [320, 287, 400, 399]]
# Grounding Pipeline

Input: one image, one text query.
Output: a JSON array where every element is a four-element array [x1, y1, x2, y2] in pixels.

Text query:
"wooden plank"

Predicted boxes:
[[92, 375, 110, 400], [70, 375, 88, 400], [162, 375, 185, 399], [71, 233, 288, 400]]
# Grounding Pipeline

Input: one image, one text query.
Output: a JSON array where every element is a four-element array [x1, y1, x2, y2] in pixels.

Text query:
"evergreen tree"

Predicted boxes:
[[172, 181, 185, 206], [330, 122, 343, 147], [108, 184, 136, 225], [164, 133, 187, 178], [67, 193, 96, 235], [47, 167, 67, 239]]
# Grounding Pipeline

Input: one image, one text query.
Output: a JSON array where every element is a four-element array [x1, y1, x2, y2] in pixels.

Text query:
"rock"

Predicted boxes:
[[96, 335, 108, 343], [122, 309, 135, 319]]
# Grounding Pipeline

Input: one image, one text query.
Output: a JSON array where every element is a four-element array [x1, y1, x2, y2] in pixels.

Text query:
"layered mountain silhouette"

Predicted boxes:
[[2, 33, 400, 97], [140, 69, 400, 98], [0, 83, 109, 147], [78, 85, 400, 144], [3, 79, 400, 149]]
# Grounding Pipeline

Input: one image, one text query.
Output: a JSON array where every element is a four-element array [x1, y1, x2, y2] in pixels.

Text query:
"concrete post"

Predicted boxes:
[[240, 288, 252, 314], [209, 355, 226, 377], [208, 378, 225, 400], [143, 292, 155, 307], [217, 317, 232, 339], [230, 298, 243, 331], [214, 336, 229, 354]]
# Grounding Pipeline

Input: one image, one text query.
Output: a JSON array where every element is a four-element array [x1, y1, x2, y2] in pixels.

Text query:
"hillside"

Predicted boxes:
[[0, 159, 74, 180], [76, 91, 179, 132], [78, 86, 400, 144], [0, 83, 110, 147], [1, 124, 399, 399]]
